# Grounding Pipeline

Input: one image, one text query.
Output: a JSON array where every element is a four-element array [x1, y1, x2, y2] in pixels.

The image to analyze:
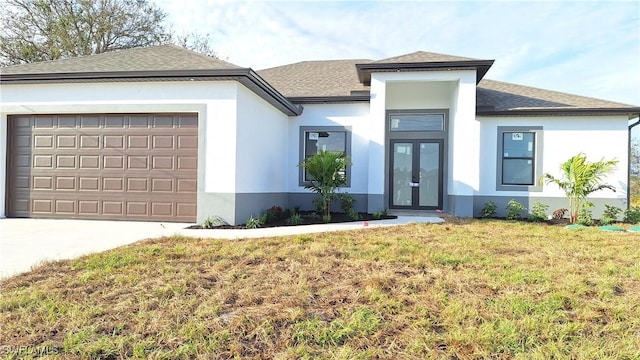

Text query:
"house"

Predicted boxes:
[[1, 44, 639, 224]]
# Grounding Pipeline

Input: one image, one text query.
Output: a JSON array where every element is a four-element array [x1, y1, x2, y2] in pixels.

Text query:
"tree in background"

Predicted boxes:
[[0, 0, 218, 66], [542, 153, 618, 223], [173, 31, 218, 58]]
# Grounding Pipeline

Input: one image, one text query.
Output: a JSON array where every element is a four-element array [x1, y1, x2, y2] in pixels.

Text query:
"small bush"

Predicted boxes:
[[552, 208, 567, 220], [202, 215, 227, 229], [600, 205, 622, 225], [623, 206, 640, 224], [576, 201, 594, 226], [480, 201, 497, 218], [347, 209, 360, 221], [339, 193, 356, 214], [245, 216, 264, 229], [322, 214, 331, 223], [287, 213, 303, 225], [313, 197, 325, 215], [372, 210, 384, 220], [265, 205, 284, 223], [529, 202, 549, 222], [506, 199, 527, 220]]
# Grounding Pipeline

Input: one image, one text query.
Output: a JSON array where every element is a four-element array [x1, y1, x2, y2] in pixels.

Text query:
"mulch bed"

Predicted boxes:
[[186, 211, 397, 229]]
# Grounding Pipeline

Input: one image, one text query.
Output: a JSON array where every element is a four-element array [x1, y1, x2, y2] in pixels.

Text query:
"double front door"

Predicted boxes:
[[390, 140, 443, 210]]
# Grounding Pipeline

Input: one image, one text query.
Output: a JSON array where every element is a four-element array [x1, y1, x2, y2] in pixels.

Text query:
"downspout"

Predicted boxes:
[[628, 116, 640, 207]]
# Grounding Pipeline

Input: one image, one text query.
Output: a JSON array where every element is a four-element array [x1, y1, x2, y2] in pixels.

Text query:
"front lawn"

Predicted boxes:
[[1, 219, 639, 359]]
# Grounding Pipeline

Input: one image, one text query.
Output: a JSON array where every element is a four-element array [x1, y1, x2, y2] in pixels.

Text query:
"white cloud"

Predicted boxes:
[[155, 0, 640, 105]]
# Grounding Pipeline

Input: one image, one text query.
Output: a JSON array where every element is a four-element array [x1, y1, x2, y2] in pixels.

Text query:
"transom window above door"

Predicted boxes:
[[389, 113, 444, 132]]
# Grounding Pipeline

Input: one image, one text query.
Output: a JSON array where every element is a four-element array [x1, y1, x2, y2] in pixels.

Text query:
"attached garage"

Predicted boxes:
[[6, 113, 198, 222]]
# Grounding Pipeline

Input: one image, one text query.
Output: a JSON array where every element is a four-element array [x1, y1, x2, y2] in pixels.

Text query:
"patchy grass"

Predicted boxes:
[[1, 219, 640, 359]]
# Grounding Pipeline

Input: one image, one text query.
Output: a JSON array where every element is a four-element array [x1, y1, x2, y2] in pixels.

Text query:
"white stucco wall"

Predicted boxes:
[[287, 103, 371, 194], [369, 70, 479, 214], [478, 115, 629, 200], [235, 84, 289, 193], [0, 80, 240, 218]]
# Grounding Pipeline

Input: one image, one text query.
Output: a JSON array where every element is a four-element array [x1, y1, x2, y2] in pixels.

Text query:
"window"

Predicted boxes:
[[299, 126, 351, 186], [496, 126, 543, 191], [389, 113, 444, 132]]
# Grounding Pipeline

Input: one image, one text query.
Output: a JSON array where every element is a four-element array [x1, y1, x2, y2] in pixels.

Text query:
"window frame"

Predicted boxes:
[[496, 126, 543, 192], [299, 126, 352, 187]]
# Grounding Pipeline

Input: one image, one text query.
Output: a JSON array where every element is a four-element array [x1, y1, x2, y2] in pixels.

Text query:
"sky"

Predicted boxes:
[[154, 0, 640, 106]]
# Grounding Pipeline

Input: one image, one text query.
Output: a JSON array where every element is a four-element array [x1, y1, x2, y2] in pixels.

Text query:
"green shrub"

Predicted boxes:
[[600, 204, 622, 225], [245, 216, 264, 229], [506, 199, 527, 220], [347, 209, 360, 221], [287, 213, 303, 225], [339, 193, 356, 213], [202, 215, 226, 229], [312, 197, 325, 215], [528, 202, 549, 222], [623, 206, 640, 224], [322, 214, 331, 223], [576, 201, 594, 226], [480, 201, 497, 218], [265, 205, 284, 223]]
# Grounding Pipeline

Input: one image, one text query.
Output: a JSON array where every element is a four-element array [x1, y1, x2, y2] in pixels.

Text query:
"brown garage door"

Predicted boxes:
[[6, 114, 197, 222]]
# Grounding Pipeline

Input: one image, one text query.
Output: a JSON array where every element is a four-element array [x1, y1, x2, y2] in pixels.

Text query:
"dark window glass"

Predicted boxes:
[[502, 132, 535, 185]]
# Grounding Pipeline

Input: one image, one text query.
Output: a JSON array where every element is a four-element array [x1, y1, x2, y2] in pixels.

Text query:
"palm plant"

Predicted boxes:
[[300, 150, 351, 221], [541, 153, 617, 223]]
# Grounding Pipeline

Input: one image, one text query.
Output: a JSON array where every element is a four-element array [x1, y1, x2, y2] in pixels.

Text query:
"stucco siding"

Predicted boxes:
[[477, 115, 628, 202], [287, 103, 371, 195]]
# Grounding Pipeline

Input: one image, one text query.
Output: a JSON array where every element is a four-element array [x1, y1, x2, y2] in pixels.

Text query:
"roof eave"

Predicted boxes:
[[288, 95, 371, 104], [355, 60, 495, 85], [0, 69, 303, 116], [476, 107, 640, 117]]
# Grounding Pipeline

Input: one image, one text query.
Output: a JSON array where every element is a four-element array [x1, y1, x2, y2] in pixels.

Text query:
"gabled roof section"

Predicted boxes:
[[258, 59, 372, 101], [1, 44, 240, 74], [356, 51, 494, 85], [0, 45, 302, 116], [477, 79, 640, 116], [373, 51, 476, 63]]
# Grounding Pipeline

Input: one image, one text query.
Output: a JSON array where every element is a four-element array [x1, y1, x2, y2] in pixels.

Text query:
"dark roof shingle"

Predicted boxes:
[[477, 79, 633, 110], [373, 51, 477, 64], [1, 44, 240, 74], [258, 59, 372, 97]]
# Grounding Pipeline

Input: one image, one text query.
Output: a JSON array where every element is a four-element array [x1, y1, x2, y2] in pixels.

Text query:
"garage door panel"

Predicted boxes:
[[7, 114, 198, 222]]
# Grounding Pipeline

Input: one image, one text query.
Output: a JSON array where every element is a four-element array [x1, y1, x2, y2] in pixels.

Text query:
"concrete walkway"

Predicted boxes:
[[0, 216, 443, 279]]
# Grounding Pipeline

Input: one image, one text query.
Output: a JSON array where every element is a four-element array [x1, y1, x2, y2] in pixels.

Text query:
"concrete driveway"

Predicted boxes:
[[0, 219, 192, 279]]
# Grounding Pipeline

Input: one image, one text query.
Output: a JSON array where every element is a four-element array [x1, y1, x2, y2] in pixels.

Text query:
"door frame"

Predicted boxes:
[[384, 109, 449, 212], [389, 139, 444, 210]]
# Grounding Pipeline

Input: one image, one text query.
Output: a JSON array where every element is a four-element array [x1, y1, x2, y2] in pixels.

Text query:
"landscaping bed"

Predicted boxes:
[[187, 211, 397, 229]]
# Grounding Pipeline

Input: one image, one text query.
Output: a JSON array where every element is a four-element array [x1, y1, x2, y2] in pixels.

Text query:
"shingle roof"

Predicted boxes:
[[1, 44, 240, 74], [2, 45, 636, 113], [373, 51, 477, 64], [257, 59, 372, 97], [477, 79, 633, 111]]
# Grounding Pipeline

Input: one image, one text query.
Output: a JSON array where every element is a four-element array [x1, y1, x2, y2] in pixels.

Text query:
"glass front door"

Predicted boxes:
[[390, 140, 442, 210]]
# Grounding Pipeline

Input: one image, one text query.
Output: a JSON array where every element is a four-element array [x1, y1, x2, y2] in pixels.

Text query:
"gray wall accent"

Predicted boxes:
[[367, 194, 385, 214], [197, 192, 236, 225], [235, 192, 289, 224], [288, 192, 369, 213], [448, 195, 474, 217], [473, 195, 627, 219], [299, 126, 352, 187], [496, 126, 544, 192]]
